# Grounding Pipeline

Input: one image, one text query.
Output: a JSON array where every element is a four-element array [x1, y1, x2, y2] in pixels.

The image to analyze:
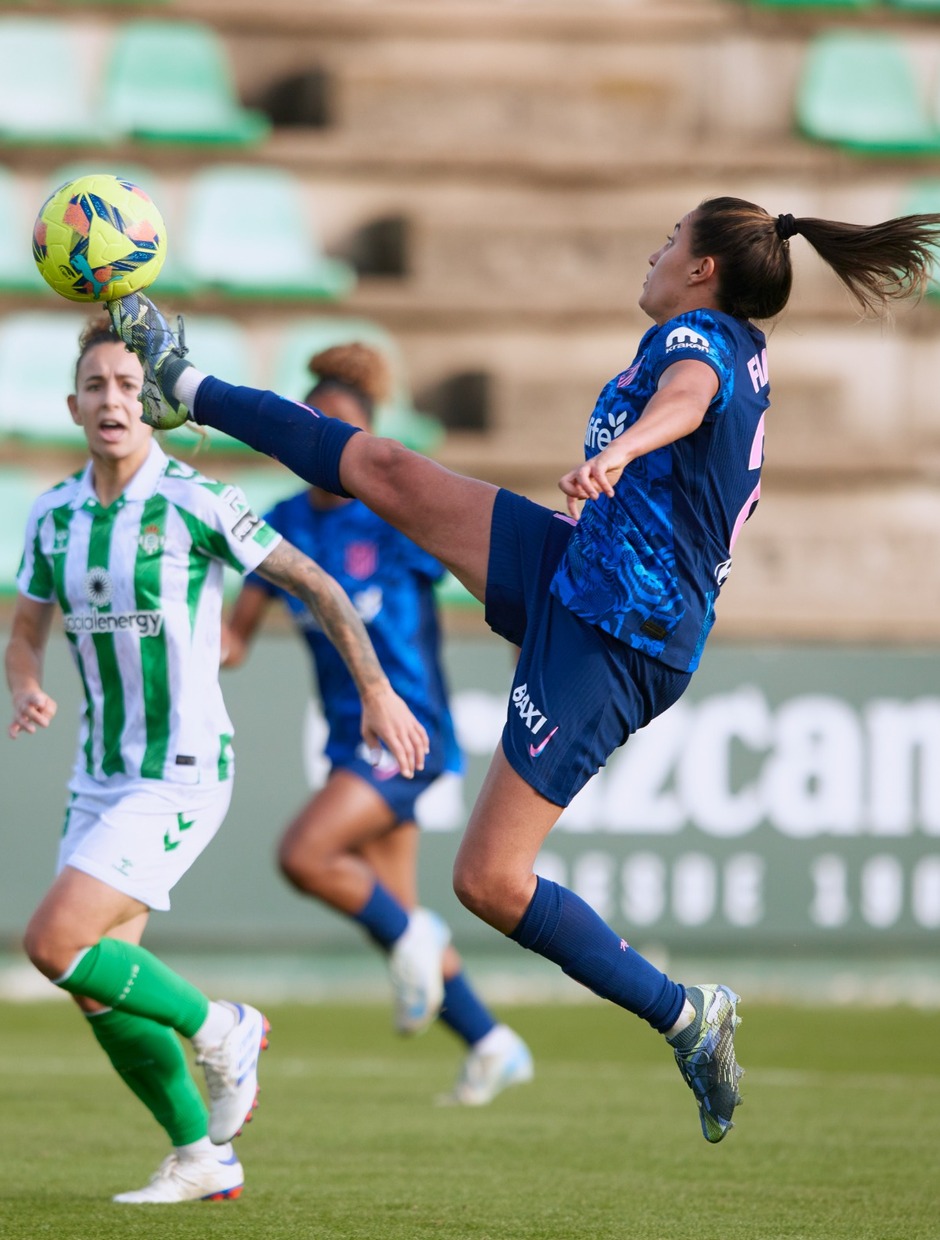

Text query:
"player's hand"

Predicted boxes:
[[558, 442, 631, 518], [9, 689, 57, 739], [359, 682, 429, 780]]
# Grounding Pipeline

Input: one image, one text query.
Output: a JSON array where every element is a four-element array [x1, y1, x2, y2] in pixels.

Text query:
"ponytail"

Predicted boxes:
[[692, 196, 940, 319]]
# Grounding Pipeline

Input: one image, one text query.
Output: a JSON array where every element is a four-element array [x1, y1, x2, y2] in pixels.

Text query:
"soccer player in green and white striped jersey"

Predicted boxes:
[[5, 321, 429, 1204]]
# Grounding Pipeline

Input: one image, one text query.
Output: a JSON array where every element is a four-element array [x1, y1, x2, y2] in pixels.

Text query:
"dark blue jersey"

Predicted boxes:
[[248, 491, 462, 774], [551, 308, 769, 673]]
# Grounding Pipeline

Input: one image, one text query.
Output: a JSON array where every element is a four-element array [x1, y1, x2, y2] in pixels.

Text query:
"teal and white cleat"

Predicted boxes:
[[388, 908, 450, 1035], [439, 1025, 534, 1106], [669, 983, 743, 1143], [113, 1147, 244, 1203], [108, 291, 193, 430]]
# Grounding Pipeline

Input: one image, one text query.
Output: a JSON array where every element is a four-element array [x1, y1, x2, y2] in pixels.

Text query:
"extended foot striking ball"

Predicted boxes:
[[32, 173, 167, 302]]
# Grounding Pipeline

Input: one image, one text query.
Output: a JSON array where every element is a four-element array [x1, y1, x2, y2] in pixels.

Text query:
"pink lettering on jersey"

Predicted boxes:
[[616, 362, 641, 389]]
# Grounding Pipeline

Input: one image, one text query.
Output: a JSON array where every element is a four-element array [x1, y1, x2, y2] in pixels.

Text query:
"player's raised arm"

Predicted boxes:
[[255, 540, 429, 777], [5, 595, 58, 739], [559, 359, 717, 517]]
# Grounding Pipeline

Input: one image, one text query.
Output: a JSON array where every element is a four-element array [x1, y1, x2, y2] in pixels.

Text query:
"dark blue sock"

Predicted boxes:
[[438, 973, 497, 1047], [193, 376, 361, 496], [509, 876, 685, 1033], [353, 882, 410, 949]]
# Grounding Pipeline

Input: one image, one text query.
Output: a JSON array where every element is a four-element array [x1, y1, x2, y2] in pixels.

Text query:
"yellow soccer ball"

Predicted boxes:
[[33, 173, 167, 302]]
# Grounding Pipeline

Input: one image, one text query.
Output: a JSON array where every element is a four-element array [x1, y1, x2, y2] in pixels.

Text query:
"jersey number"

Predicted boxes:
[[729, 413, 764, 552]]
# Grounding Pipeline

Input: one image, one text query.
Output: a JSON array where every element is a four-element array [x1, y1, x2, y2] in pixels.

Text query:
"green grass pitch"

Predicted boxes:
[[1, 999, 937, 1239]]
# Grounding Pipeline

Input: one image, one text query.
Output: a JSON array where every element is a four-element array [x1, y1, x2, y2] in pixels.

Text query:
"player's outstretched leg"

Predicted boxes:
[[110, 291, 363, 497], [667, 983, 744, 1143], [113, 1142, 244, 1204], [193, 1001, 271, 1143], [108, 292, 193, 429]]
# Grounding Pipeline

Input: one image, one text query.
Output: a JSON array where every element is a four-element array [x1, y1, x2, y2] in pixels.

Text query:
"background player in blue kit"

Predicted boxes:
[[223, 342, 533, 1106], [109, 196, 940, 1142]]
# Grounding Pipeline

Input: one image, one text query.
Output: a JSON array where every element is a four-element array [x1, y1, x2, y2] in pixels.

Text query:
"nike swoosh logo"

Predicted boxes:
[[528, 727, 558, 758]]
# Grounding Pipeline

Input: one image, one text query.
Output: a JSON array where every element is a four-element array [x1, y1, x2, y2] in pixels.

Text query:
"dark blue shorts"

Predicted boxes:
[[485, 489, 691, 808], [334, 753, 450, 824]]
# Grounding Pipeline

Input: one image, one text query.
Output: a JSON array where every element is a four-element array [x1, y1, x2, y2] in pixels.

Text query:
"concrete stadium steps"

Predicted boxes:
[[6, 0, 940, 644], [715, 482, 940, 643], [7, 168, 936, 322]]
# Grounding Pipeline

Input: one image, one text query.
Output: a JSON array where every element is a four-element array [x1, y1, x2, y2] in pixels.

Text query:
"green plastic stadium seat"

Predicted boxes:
[[0, 467, 48, 597], [898, 181, 940, 295], [750, 0, 874, 7], [102, 21, 270, 146], [0, 169, 47, 294], [273, 318, 444, 454], [45, 163, 196, 295], [434, 571, 482, 611], [226, 466, 305, 518], [0, 18, 113, 145], [796, 32, 940, 155], [181, 166, 356, 300], [0, 312, 89, 447]]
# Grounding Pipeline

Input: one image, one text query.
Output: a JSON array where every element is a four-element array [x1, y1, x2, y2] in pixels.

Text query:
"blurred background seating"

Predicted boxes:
[[1, 0, 940, 638]]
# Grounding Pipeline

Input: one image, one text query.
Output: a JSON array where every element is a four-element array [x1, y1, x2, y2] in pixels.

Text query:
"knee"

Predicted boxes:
[[277, 833, 330, 895], [22, 915, 74, 980], [453, 856, 530, 933]]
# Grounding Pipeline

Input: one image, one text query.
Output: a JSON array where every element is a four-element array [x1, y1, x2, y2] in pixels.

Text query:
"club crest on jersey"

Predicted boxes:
[[512, 683, 551, 736], [345, 541, 377, 580], [138, 523, 165, 556], [51, 528, 69, 555], [83, 566, 112, 607], [665, 326, 710, 353]]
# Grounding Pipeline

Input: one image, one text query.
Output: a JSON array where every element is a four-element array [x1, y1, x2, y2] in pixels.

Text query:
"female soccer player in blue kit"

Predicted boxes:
[[223, 342, 532, 1105], [108, 197, 940, 1142]]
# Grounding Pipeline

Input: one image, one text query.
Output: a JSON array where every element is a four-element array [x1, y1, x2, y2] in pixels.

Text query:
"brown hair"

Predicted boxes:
[[692, 196, 940, 320], [305, 342, 392, 421], [74, 317, 122, 385]]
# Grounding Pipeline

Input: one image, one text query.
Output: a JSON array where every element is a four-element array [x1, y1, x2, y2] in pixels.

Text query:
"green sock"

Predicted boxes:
[[88, 1008, 209, 1146], [57, 939, 209, 1038]]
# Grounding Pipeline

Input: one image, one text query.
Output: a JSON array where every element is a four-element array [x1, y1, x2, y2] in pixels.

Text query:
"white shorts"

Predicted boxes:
[[56, 780, 233, 912]]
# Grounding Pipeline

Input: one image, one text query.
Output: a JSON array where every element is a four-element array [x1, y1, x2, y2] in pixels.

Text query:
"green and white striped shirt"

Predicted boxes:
[[17, 442, 280, 790]]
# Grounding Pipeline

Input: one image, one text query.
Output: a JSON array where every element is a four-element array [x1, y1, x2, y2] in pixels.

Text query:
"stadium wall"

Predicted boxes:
[[3, 625, 939, 958]]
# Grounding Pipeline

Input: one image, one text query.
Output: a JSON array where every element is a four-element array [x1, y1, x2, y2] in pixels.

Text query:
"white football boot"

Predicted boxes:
[[113, 1146, 243, 1204], [439, 1025, 535, 1106], [195, 1002, 270, 1143], [388, 908, 450, 1035]]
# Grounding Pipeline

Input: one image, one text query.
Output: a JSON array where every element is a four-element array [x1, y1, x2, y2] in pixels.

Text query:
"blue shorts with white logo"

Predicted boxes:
[[485, 489, 691, 807], [332, 741, 455, 824]]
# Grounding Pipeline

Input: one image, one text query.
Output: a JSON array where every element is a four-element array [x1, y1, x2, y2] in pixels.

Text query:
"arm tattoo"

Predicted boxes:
[[256, 541, 387, 694]]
